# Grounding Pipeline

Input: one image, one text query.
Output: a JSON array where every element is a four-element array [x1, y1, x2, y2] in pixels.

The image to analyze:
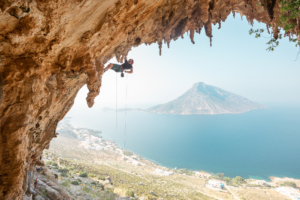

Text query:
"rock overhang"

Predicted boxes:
[[0, 0, 299, 199]]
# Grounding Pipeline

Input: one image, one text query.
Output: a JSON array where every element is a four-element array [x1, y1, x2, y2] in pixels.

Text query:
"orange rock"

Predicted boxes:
[[0, 0, 296, 199]]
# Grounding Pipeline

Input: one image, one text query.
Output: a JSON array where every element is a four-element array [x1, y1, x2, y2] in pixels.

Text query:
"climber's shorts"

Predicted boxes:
[[111, 64, 123, 72]]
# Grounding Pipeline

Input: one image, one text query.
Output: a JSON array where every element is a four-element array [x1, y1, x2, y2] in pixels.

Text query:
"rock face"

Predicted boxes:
[[33, 169, 73, 200], [146, 82, 267, 114], [0, 0, 298, 199]]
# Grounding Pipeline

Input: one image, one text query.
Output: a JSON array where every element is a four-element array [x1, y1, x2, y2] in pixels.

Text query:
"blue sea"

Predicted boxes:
[[65, 105, 300, 180]]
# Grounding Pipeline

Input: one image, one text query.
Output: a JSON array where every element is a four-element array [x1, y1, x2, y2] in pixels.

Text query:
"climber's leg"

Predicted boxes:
[[104, 63, 114, 72], [104, 64, 122, 73]]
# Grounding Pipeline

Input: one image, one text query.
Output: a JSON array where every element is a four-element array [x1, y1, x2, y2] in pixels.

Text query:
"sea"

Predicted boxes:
[[65, 105, 300, 181]]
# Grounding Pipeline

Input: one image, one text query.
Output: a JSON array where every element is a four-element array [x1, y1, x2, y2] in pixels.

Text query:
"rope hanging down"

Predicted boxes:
[[116, 72, 117, 135], [115, 70, 128, 151], [124, 74, 128, 149]]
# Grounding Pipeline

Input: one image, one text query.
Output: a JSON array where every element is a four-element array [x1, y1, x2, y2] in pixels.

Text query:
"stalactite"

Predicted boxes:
[[190, 25, 195, 44], [266, 24, 270, 34], [158, 41, 162, 56]]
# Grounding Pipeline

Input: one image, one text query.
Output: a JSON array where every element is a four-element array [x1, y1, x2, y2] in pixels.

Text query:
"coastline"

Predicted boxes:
[[56, 118, 300, 182], [47, 119, 300, 199]]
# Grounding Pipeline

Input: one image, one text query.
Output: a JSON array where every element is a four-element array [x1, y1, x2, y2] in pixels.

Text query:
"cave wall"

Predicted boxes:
[[0, 0, 297, 199]]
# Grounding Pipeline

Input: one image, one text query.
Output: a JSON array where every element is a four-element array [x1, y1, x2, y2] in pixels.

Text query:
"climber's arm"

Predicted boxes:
[[125, 68, 133, 74]]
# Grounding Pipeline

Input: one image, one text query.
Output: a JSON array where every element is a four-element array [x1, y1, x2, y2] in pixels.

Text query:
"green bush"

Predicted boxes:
[[106, 188, 114, 193], [223, 177, 231, 184], [58, 168, 69, 173], [45, 161, 52, 165], [217, 173, 224, 180], [71, 181, 79, 185], [124, 150, 133, 156], [82, 186, 91, 193], [67, 167, 74, 171], [98, 184, 104, 190], [61, 172, 68, 177], [91, 181, 97, 185], [77, 178, 82, 182], [54, 174, 58, 179], [52, 162, 58, 167], [88, 173, 96, 177], [62, 181, 70, 187], [235, 176, 245, 182], [97, 176, 105, 181], [125, 190, 134, 197], [282, 181, 297, 188], [79, 172, 88, 177]]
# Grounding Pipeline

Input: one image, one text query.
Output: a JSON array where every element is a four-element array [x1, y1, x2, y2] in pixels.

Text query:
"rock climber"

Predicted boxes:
[[103, 59, 134, 75]]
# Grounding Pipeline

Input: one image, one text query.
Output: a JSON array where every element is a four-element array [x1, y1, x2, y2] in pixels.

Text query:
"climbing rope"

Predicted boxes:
[[116, 72, 118, 135], [114, 66, 128, 151], [124, 74, 128, 149]]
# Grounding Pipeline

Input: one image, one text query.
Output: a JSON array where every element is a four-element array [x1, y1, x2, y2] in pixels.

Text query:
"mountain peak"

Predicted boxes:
[[192, 82, 208, 92], [147, 82, 267, 115], [193, 82, 205, 88]]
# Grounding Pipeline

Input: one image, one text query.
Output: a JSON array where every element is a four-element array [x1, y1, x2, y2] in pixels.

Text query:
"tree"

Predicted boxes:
[[235, 176, 244, 182], [224, 177, 231, 184], [217, 173, 224, 180], [250, 0, 300, 52]]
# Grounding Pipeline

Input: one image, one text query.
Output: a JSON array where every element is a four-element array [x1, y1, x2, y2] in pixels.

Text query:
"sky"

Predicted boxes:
[[73, 14, 300, 110]]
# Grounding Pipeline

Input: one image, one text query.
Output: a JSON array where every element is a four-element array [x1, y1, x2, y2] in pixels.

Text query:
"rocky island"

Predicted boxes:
[[146, 82, 267, 115]]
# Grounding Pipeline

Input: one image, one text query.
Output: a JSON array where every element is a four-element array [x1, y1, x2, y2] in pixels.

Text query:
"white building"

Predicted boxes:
[[153, 169, 174, 176], [250, 180, 267, 186], [132, 160, 141, 166], [195, 171, 211, 179], [205, 179, 224, 190]]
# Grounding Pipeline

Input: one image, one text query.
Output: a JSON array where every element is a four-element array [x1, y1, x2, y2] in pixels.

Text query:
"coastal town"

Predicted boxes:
[[41, 119, 300, 200]]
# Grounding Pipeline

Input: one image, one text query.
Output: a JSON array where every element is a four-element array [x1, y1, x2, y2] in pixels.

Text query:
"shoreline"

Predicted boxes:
[[57, 118, 300, 183], [48, 119, 300, 199]]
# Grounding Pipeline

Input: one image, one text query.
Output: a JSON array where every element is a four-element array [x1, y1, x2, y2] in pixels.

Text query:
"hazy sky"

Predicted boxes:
[[74, 14, 300, 110]]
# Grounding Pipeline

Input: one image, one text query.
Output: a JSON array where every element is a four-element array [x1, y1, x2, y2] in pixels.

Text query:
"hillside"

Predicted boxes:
[[146, 82, 267, 115]]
